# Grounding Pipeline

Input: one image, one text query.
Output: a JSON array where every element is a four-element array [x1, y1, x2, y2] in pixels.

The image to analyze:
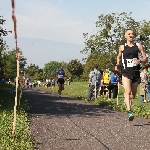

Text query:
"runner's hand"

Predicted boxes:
[[133, 58, 140, 65], [115, 65, 118, 71]]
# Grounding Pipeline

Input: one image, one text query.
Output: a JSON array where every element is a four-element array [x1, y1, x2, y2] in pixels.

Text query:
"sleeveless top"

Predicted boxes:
[[121, 43, 141, 72], [57, 70, 65, 79]]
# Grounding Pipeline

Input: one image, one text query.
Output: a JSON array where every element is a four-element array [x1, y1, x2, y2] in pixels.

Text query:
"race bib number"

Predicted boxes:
[[126, 58, 137, 67], [58, 75, 63, 78]]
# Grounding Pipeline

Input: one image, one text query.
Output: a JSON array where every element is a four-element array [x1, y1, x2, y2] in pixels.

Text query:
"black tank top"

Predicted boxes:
[[121, 43, 141, 72]]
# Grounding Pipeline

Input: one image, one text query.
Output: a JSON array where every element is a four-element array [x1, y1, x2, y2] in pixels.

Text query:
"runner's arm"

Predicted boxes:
[[116, 45, 123, 66], [138, 43, 147, 63], [64, 71, 70, 79], [115, 45, 123, 70]]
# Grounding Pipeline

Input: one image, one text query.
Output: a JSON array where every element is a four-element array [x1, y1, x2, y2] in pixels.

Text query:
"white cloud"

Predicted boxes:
[[14, 14, 86, 45]]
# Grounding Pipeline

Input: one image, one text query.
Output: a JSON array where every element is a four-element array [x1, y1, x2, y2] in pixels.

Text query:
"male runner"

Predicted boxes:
[[115, 29, 147, 121]]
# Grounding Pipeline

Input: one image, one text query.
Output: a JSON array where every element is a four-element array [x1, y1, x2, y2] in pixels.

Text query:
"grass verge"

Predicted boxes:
[[37, 81, 150, 119], [0, 83, 33, 150]]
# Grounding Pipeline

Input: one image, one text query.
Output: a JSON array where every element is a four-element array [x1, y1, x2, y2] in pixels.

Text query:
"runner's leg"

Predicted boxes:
[[122, 75, 135, 121], [58, 82, 62, 95], [122, 75, 132, 111], [61, 84, 64, 91], [131, 81, 138, 100]]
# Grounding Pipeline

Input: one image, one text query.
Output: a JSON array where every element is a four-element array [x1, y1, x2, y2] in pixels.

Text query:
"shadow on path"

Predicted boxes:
[[24, 88, 116, 118]]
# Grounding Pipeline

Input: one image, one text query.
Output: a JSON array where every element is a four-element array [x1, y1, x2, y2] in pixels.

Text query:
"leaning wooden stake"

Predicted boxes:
[[95, 81, 97, 100], [12, 53, 20, 137], [117, 82, 119, 105]]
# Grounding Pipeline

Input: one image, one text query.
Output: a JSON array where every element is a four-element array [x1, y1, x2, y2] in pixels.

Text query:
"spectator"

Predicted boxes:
[[103, 69, 110, 99], [86, 64, 101, 102], [37, 80, 41, 87], [140, 65, 148, 103], [25, 77, 30, 88], [51, 78, 56, 87], [108, 70, 119, 99]]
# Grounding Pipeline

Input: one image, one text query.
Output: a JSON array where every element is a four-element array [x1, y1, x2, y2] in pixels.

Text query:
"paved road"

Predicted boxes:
[[24, 88, 150, 150]]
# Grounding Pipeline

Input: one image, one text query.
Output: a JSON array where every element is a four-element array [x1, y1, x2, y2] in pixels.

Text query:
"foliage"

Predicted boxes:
[[25, 63, 43, 81], [0, 16, 8, 37], [67, 59, 83, 79], [0, 16, 11, 78], [0, 83, 33, 149], [81, 12, 150, 76], [4, 49, 27, 80]]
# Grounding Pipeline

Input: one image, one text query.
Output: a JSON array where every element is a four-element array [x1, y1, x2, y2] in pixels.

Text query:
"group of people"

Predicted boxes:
[[45, 78, 56, 88], [17, 66, 68, 98], [22, 77, 41, 88], [87, 66, 119, 102], [87, 29, 147, 121], [100, 69, 119, 100]]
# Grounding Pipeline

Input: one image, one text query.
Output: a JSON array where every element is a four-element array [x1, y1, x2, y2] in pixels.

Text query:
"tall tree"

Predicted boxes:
[[4, 49, 27, 79], [43, 61, 62, 78], [81, 12, 150, 77], [67, 59, 83, 78], [25, 64, 40, 77]]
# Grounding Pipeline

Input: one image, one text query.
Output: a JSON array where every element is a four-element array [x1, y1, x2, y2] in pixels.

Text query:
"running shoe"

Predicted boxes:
[[128, 111, 134, 121]]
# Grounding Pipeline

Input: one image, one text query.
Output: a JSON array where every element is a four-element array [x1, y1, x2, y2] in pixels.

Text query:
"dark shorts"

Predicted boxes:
[[122, 70, 140, 83], [103, 84, 109, 92], [52, 84, 55, 87], [57, 78, 65, 84]]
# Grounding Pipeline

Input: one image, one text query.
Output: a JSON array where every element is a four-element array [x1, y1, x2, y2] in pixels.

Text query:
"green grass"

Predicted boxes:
[[2, 81, 149, 149], [38, 81, 150, 119], [0, 83, 33, 150]]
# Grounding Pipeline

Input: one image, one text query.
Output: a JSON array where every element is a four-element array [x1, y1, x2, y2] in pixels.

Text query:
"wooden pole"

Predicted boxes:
[[117, 82, 119, 105], [95, 81, 97, 100], [12, 53, 20, 136]]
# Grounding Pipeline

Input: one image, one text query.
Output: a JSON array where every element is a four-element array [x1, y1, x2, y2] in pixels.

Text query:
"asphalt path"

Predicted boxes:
[[24, 88, 150, 150]]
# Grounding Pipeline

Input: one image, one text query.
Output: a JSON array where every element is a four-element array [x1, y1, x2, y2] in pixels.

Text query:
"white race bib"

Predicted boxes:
[[126, 58, 137, 67], [58, 75, 64, 78]]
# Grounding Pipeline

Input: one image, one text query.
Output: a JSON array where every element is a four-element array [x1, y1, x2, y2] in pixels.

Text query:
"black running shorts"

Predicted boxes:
[[57, 78, 65, 84], [122, 70, 140, 83]]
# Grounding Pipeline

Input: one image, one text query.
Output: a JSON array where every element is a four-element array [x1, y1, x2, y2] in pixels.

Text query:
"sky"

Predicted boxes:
[[1, 0, 150, 68]]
